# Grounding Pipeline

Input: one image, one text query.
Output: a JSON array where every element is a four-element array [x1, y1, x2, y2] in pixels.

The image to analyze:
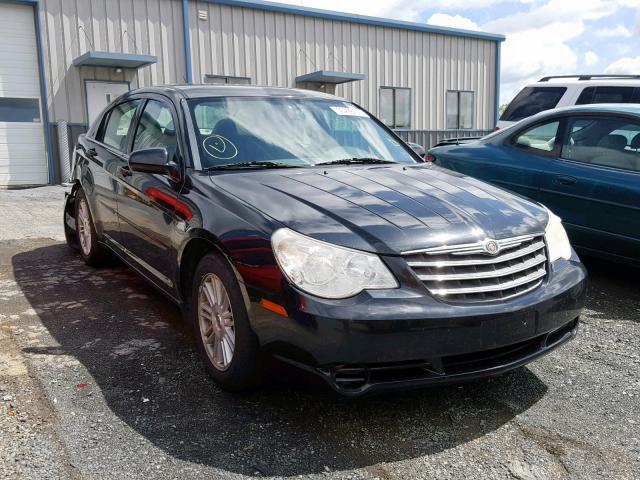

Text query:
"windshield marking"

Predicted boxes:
[[202, 134, 238, 160]]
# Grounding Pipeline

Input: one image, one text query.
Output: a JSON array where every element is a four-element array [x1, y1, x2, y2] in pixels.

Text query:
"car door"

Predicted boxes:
[[488, 119, 566, 200], [77, 99, 140, 244], [114, 96, 185, 295], [538, 114, 640, 261]]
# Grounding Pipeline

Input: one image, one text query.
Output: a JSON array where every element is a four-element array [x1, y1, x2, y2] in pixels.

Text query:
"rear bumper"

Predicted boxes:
[[249, 257, 587, 396]]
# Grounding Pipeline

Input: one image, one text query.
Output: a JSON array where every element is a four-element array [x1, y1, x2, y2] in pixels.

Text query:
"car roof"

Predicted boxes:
[[537, 103, 640, 117], [122, 84, 339, 101], [526, 79, 640, 88]]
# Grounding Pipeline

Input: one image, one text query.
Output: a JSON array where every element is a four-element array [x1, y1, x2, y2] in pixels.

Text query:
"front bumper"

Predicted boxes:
[[249, 256, 587, 396]]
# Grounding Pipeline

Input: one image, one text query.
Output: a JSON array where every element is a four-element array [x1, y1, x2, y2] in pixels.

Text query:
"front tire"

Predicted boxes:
[[189, 253, 263, 391], [74, 189, 109, 267]]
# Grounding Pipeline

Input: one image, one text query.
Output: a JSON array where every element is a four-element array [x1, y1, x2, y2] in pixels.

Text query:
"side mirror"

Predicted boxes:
[[129, 148, 180, 180]]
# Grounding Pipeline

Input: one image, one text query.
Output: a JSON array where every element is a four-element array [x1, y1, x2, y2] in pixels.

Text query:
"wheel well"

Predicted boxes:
[[179, 238, 224, 303], [178, 237, 251, 310]]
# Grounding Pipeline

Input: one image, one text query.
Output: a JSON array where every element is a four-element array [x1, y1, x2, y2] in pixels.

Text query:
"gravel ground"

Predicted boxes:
[[0, 187, 638, 479]]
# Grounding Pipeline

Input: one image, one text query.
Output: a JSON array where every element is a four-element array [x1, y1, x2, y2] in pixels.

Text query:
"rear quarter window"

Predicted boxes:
[[576, 86, 638, 105], [500, 87, 567, 122]]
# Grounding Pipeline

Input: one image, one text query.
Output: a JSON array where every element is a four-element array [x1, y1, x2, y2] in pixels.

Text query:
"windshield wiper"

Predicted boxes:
[[316, 157, 397, 166], [204, 161, 302, 171]]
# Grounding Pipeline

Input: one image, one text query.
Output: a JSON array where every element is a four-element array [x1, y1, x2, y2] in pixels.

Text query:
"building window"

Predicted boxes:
[[379, 87, 411, 129], [0, 98, 40, 123], [204, 74, 251, 85], [446, 91, 474, 129]]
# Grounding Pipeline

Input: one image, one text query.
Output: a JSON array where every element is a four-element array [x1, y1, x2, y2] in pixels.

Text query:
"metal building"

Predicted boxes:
[[0, 0, 503, 187]]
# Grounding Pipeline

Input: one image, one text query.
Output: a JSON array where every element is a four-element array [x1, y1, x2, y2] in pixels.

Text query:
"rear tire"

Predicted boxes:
[[188, 252, 263, 391], [74, 189, 110, 268]]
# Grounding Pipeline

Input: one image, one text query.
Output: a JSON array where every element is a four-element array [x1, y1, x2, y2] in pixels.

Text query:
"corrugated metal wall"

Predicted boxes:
[[36, 0, 497, 131], [39, 0, 186, 124], [189, 1, 497, 131]]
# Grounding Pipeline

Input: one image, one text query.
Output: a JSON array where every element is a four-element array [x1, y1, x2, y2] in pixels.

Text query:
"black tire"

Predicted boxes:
[[74, 189, 110, 268], [188, 252, 263, 391]]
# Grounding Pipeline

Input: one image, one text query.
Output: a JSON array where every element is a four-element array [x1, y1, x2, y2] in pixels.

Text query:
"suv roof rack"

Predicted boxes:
[[539, 74, 640, 82]]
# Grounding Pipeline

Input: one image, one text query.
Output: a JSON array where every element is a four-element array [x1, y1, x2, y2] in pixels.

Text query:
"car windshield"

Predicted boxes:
[[188, 97, 417, 169]]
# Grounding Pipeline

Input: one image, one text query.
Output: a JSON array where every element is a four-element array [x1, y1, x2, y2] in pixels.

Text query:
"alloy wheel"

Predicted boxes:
[[198, 273, 236, 371], [77, 198, 92, 256]]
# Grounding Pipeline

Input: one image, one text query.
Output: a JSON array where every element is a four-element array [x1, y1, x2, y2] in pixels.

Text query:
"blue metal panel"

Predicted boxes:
[[495, 42, 501, 126], [72, 51, 157, 68], [295, 70, 365, 84], [201, 0, 505, 42], [182, 0, 193, 83]]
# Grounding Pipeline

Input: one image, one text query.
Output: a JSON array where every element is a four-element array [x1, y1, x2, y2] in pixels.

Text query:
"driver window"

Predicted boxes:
[[132, 100, 178, 161], [513, 121, 559, 152]]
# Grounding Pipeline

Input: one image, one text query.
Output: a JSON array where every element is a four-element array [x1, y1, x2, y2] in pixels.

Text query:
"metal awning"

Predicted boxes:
[[295, 70, 365, 84], [72, 51, 157, 68]]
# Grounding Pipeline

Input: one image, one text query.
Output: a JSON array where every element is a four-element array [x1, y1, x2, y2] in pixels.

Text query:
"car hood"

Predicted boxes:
[[208, 164, 548, 254]]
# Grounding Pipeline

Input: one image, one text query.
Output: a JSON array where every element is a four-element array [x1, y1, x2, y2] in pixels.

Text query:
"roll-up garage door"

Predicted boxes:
[[0, 3, 48, 186]]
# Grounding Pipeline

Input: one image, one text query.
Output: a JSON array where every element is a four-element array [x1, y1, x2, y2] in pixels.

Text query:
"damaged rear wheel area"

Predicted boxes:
[[63, 184, 80, 251], [64, 185, 112, 268]]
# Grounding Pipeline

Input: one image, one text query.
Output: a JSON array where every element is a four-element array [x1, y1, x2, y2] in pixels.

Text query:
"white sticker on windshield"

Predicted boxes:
[[330, 105, 369, 117]]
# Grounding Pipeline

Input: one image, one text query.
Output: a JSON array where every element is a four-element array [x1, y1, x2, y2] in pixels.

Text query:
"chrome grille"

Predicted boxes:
[[403, 234, 547, 302]]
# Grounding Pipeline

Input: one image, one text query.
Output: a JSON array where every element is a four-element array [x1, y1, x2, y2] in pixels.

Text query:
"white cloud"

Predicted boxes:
[[483, 0, 617, 33], [270, 0, 637, 104], [605, 56, 640, 74], [595, 24, 633, 37], [584, 51, 599, 66], [497, 22, 582, 102], [426, 13, 480, 31], [277, 0, 515, 22], [481, 0, 635, 103]]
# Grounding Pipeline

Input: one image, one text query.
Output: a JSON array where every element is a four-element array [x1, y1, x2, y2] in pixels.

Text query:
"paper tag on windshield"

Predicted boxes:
[[330, 105, 369, 117]]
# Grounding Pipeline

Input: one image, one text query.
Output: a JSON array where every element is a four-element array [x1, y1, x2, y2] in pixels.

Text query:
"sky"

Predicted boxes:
[[270, 0, 640, 104]]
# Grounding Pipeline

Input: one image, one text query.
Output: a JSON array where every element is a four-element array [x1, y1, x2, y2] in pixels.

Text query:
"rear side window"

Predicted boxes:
[[100, 100, 139, 152], [501, 87, 566, 122], [576, 86, 637, 105], [562, 116, 640, 172], [513, 121, 559, 153]]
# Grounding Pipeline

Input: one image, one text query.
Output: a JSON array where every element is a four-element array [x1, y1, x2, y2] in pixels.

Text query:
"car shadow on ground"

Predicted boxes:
[[13, 244, 549, 476]]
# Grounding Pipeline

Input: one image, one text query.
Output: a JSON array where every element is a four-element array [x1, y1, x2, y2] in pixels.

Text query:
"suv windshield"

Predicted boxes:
[[500, 87, 567, 122], [188, 97, 417, 168]]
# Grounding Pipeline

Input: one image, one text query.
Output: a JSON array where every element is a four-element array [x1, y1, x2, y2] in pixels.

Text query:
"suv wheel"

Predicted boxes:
[[189, 252, 263, 391], [75, 189, 110, 267]]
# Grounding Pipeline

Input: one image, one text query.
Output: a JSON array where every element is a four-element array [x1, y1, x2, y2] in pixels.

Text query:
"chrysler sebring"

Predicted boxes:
[[63, 86, 587, 396]]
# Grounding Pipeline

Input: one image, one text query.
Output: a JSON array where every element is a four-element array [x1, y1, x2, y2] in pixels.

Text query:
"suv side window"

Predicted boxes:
[[100, 100, 140, 152], [576, 86, 637, 105], [561, 116, 640, 172], [512, 121, 560, 153], [132, 99, 179, 162], [500, 87, 566, 122]]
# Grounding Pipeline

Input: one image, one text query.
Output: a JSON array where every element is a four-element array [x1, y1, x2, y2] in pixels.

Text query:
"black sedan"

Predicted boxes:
[[63, 85, 587, 396]]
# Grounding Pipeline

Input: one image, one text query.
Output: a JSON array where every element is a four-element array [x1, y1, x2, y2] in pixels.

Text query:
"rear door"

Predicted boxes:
[[78, 99, 140, 243], [114, 96, 185, 295], [538, 115, 640, 261]]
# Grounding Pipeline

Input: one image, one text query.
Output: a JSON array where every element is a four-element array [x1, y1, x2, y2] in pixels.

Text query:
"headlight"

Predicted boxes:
[[271, 228, 398, 299], [544, 208, 572, 262]]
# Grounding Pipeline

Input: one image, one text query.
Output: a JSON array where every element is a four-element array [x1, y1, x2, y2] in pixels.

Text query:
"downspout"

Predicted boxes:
[[494, 40, 502, 127], [182, 0, 193, 84], [32, 1, 57, 184]]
